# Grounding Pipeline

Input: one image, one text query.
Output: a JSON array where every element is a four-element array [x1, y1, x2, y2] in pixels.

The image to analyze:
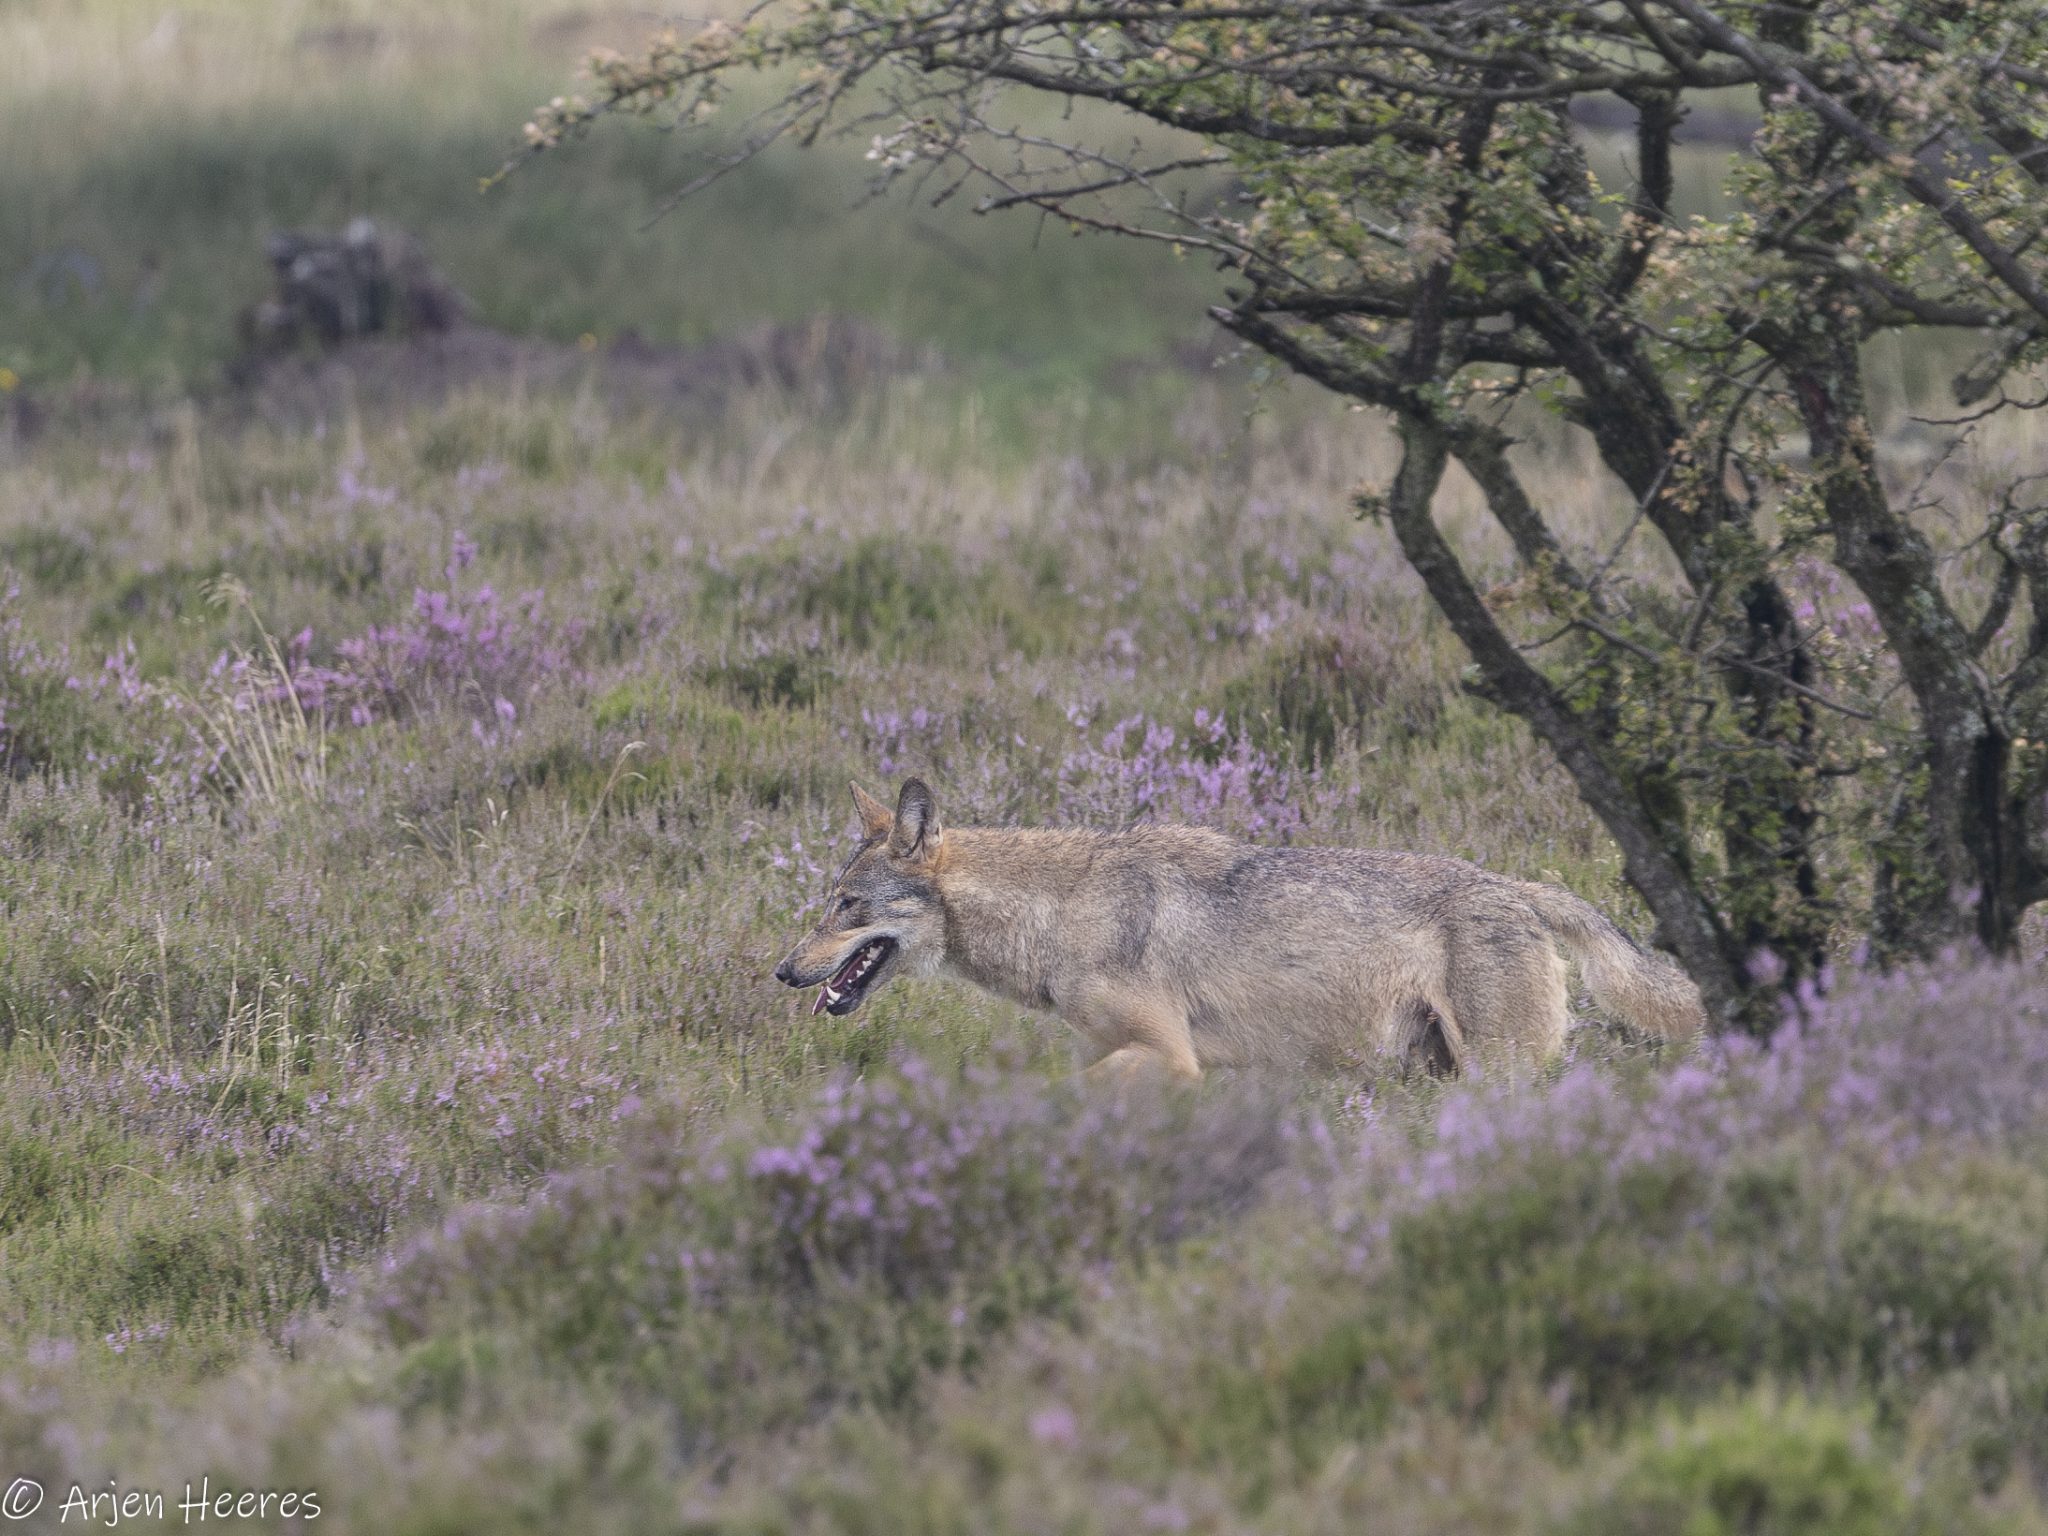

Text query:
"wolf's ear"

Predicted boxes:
[[850, 781, 893, 839], [890, 778, 942, 861]]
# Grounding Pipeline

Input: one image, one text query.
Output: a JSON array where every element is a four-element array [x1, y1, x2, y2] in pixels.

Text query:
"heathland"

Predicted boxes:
[[5, 2, 2048, 1531]]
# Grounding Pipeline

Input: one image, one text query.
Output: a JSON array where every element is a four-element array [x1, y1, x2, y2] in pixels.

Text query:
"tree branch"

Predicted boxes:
[[1380, 416, 1741, 1020]]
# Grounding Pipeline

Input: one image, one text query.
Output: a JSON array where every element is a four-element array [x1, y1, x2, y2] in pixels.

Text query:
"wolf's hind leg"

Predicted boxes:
[[1390, 997, 1463, 1077], [1415, 1007, 1462, 1077], [1449, 942, 1568, 1068]]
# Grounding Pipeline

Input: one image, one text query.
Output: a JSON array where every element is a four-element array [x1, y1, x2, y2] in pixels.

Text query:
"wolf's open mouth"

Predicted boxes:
[[814, 937, 896, 1016]]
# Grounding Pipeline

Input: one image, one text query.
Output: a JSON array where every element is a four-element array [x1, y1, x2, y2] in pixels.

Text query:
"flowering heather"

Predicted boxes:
[[652, 957, 2048, 1532], [0, 578, 64, 762], [331, 574, 584, 726], [861, 704, 948, 779], [1378, 953, 2048, 1205], [368, 1055, 1285, 1360], [0, 585, 136, 775], [0, 586, 227, 808], [1297, 956, 2048, 1292], [1056, 708, 1309, 837]]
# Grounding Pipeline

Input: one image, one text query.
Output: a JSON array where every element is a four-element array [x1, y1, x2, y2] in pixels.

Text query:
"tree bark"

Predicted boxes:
[[1381, 415, 1748, 1024]]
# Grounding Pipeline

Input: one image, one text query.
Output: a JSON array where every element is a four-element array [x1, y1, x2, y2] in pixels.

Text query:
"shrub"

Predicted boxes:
[[789, 536, 954, 651], [365, 1058, 1286, 1433], [0, 580, 104, 778], [332, 579, 582, 725], [1056, 708, 1308, 837], [1841, 1205, 2015, 1383], [1219, 618, 1446, 766], [1575, 1393, 1969, 1536], [0, 526, 93, 592], [1368, 1158, 2017, 1423], [707, 534, 965, 653], [699, 646, 836, 711]]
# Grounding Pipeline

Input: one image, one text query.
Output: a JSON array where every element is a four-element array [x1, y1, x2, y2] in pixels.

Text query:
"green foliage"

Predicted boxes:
[[1577, 1396, 1922, 1536], [0, 642, 103, 781], [703, 532, 1082, 659], [787, 536, 955, 652], [417, 396, 595, 481], [1381, 1162, 2017, 1421], [697, 648, 838, 711], [356, 1065, 1283, 1447], [0, 1123, 74, 1235], [0, 528, 94, 592], [1219, 619, 1447, 765], [1075, 1134, 2032, 1514], [1843, 1204, 2017, 1381]]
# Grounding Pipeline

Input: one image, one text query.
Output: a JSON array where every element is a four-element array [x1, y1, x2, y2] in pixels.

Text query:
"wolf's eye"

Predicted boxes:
[[835, 896, 859, 916]]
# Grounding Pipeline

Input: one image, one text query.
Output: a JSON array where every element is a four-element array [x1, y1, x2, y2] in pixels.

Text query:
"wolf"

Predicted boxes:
[[773, 778, 1706, 1079]]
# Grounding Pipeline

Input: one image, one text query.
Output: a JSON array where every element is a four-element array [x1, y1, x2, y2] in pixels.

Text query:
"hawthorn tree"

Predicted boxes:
[[522, 0, 2048, 1028]]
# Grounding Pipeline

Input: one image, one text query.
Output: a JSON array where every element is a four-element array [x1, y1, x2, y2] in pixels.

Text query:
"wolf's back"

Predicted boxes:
[[1517, 882, 1706, 1041]]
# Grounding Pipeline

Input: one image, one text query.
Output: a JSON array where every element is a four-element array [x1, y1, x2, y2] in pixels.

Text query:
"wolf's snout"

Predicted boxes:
[[773, 957, 797, 985]]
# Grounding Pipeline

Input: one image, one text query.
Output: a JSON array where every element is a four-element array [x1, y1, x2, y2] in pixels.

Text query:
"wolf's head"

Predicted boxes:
[[773, 778, 948, 1017]]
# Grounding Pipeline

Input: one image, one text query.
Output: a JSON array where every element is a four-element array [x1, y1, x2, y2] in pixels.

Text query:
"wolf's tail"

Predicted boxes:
[[1520, 883, 1706, 1041]]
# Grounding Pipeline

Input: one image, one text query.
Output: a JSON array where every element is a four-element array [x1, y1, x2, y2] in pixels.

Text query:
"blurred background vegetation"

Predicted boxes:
[[0, 0, 1237, 406], [5, 0, 1972, 435]]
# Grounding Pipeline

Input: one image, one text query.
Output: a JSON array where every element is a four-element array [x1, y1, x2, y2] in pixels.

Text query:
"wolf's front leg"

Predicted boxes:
[[1083, 1044, 1199, 1084], [1067, 981, 1202, 1082]]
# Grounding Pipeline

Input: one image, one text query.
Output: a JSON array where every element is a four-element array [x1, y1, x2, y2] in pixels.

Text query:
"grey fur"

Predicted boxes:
[[775, 779, 1706, 1079]]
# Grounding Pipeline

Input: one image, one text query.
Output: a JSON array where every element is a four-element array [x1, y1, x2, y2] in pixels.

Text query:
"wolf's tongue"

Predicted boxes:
[[814, 945, 875, 1015]]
